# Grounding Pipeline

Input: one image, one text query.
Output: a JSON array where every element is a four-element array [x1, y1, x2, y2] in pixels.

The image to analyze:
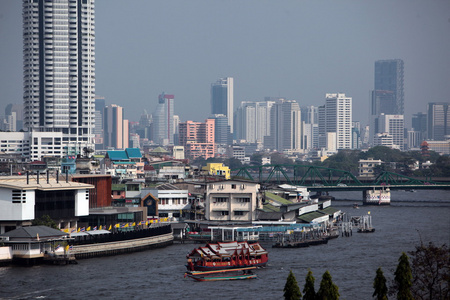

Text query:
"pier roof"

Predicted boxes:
[[0, 226, 68, 241]]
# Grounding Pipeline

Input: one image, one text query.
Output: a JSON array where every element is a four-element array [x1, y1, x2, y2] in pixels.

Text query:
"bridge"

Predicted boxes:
[[231, 164, 450, 192]]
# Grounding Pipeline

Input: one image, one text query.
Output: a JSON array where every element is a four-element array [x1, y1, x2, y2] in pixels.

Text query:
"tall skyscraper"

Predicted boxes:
[[370, 59, 404, 144], [234, 100, 274, 144], [104, 104, 128, 149], [427, 102, 450, 141], [264, 99, 303, 152], [211, 114, 232, 146], [152, 93, 174, 145], [374, 59, 404, 115], [23, 0, 95, 151], [323, 93, 352, 150], [411, 112, 427, 141], [211, 77, 234, 133]]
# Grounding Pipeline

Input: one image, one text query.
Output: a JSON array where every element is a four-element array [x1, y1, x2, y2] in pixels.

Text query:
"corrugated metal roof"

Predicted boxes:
[[125, 148, 142, 158], [261, 203, 281, 212], [0, 226, 68, 240], [265, 192, 292, 205], [297, 211, 327, 223], [107, 150, 128, 160], [321, 207, 340, 214]]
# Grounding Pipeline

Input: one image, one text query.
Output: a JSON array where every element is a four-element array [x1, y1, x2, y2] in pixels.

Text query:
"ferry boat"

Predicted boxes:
[[186, 241, 269, 271], [363, 187, 390, 205]]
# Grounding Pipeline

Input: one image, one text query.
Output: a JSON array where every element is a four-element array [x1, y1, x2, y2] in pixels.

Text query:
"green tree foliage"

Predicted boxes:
[[225, 157, 242, 170], [302, 269, 316, 300], [317, 270, 340, 300], [321, 150, 359, 173], [271, 152, 293, 165], [373, 267, 388, 300], [409, 242, 450, 300], [250, 152, 264, 166], [394, 252, 414, 300], [284, 270, 302, 300], [429, 155, 450, 177], [32, 215, 58, 229]]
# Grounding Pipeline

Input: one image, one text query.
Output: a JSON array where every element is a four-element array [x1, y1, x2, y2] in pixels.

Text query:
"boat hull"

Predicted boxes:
[[186, 273, 257, 281]]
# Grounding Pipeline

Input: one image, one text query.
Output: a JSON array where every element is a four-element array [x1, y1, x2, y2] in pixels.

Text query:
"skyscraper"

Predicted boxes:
[[374, 59, 404, 115], [211, 77, 234, 133], [319, 93, 352, 150], [23, 0, 95, 152], [104, 104, 128, 150], [234, 100, 274, 144], [264, 99, 303, 152], [377, 114, 404, 150], [427, 102, 450, 141], [152, 93, 174, 145]]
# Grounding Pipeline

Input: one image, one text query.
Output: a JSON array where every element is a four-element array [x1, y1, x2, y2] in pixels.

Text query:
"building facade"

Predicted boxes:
[[427, 102, 449, 141], [211, 77, 234, 133], [23, 0, 96, 154], [178, 119, 215, 159], [152, 93, 175, 145], [104, 104, 129, 150]]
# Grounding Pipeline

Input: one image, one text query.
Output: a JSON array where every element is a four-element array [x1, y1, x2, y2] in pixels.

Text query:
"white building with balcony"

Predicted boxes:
[[142, 186, 190, 221], [206, 180, 261, 222]]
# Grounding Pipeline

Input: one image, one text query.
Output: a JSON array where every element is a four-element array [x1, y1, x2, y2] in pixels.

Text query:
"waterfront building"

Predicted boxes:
[[358, 158, 383, 177], [211, 77, 234, 133], [205, 180, 261, 222], [152, 93, 175, 145], [103, 104, 129, 150], [143, 186, 190, 221], [0, 175, 93, 234], [427, 102, 449, 141], [318, 93, 352, 150], [23, 0, 96, 155], [178, 119, 215, 159]]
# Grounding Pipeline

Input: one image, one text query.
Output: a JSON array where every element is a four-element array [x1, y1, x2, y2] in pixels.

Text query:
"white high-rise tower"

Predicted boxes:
[[23, 0, 95, 156]]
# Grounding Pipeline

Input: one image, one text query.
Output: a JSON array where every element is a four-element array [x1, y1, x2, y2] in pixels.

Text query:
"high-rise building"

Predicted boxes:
[[234, 100, 274, 144], [104, 104, 128, 149], [371, 59, 404, 144], [211, 114, 232, 146], [152, 93, 174, 145], [264, 99, 303, 152], [318, 93, 352, 150], [376, 114, 404, 150], [211, 77, 234, 133], [374, 59, 404, 115], [178, 119, 215, 159], [23, 0, 95, 153], [427, 102, 449, 141]]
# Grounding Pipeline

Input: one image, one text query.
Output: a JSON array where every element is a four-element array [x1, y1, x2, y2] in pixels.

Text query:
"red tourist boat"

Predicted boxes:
[[186, 241, 269, 271]]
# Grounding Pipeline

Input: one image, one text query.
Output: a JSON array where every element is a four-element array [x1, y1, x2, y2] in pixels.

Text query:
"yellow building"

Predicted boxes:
[[202, 163, 231, 180]]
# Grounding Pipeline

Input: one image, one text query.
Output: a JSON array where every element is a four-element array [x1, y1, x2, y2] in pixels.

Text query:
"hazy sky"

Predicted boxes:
[[1, 0, 449, 127]]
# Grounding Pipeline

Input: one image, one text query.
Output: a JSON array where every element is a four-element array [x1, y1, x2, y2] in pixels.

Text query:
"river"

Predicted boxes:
[[1, 189, 449, 300]]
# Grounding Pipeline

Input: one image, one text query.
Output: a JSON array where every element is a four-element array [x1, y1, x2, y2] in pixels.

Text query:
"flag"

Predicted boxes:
[[69, 245, 73, 251], [132, 222, 136, 227], [80, 227, 85, 232], [71, 228, 76, 233], [150, 220, 153, 224], [77, 227, 80, 232], [65, 245, 70, 252], [115, 224, 120, 228], [55, 244, 61, 251], [93, 226, 97, 231], [99, 225, 102, 230], [125, 223, 129, 228], [87, 226, 91, 231], [120, 223, 125, 228], [145, 221, 148, 226], [109, 225, 112, 230]]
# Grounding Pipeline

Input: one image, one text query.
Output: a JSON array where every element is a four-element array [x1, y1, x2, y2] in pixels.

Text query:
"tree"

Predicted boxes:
[[409, 242, 449, 300], [394, 252, 413, 300], [284, 270, 302, 300], [317, 270, 340, 300], [373, 267, 388, 300], [32, 215, 58, 229], [302, 269, 316, 300]]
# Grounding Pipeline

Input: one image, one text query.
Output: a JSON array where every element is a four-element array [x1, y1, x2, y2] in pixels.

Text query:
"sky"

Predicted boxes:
[[1, 0, 450, 127]]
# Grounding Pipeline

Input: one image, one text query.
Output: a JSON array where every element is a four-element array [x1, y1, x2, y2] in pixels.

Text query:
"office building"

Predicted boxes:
[[234, 100, 274, 144], [318, 93, 352, 150], [23, 0, 96, 155], [427, 102, 449, 141], [264, 99, 303, 152], [104, 104, 128, 149], [211, 114, 232, 146], [376, 114, 404, 150], [412, 112, 427, 141], [152, 93, 174, 145], [374, 59, 404, 115], [211, 77, 234, 133]]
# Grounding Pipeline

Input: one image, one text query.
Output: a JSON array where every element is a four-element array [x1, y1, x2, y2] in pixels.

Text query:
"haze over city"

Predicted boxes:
[[1, 0, 449, 126]]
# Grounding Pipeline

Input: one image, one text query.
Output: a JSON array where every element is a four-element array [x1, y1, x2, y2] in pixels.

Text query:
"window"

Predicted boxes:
[[234, 211, 245, 216], [236, 197, 250, 203], [214, 197, 228, 203], [231, 184, 236, 189], [220, 211, 229, 216]]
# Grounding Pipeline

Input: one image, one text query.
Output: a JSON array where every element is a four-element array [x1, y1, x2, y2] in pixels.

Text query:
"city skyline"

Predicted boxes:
[[1, 1, 450, 127]]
